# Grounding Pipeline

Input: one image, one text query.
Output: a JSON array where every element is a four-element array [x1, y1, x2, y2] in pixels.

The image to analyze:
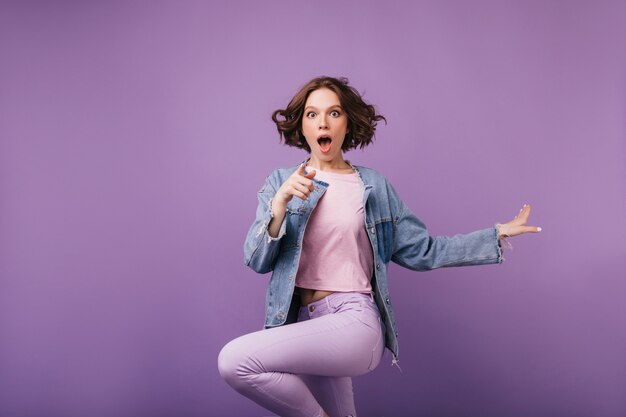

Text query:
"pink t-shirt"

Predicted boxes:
[[295, 168, 374, 293]]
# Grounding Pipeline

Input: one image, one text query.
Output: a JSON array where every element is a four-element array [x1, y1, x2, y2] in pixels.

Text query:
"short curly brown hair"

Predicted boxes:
[[271, 76, 387, 152]]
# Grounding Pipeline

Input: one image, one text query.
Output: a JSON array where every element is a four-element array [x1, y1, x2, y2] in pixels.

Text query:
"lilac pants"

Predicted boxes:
[[217, 291, 386, 417]]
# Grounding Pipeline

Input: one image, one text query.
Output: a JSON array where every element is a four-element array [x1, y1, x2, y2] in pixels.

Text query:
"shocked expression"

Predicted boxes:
[[301, 88, 349, 160]]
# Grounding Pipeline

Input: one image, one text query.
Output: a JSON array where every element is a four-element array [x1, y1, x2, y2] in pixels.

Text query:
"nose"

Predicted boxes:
[[318, 115, 329, 129]]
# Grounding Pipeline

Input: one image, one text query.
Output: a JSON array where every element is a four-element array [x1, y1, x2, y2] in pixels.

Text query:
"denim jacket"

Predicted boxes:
[[243, 157, 504, 367]]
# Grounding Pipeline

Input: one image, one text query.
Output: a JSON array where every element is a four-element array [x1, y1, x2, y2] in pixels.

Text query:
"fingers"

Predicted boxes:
[[278, 184, 307, 202], [510, 203, 542, 235], [284, 177, 314, 201], [514, 203, 530, 219], [290, 188, 308, 200], [293, 165, 315, 191], [298, 163, 316, 179], [281, 163, 318, 202], [295, 174, 315, 192], [292, 181, 312, 196], [296, 163, 316, 179]]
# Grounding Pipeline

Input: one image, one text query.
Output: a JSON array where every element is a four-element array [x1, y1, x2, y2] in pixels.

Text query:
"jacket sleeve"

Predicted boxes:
[[389, 187, 504, 271], [243, 171, 287, 274]]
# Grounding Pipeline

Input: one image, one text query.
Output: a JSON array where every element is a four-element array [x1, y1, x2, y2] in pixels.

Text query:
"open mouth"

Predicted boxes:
[[317, 135, 332, 153]]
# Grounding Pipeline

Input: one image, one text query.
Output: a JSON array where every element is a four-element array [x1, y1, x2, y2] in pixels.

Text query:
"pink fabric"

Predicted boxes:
[[295, 168, 374, 293]]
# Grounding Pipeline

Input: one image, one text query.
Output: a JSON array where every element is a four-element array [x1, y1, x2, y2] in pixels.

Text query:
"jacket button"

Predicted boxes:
[[376, 264, 380, 270], [309, 305, 315, 312], [370, 227, 376, 234], [385, 298, 390, 304]]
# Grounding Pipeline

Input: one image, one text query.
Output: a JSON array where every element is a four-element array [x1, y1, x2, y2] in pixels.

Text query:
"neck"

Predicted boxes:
[[306, 155, 351, 171]]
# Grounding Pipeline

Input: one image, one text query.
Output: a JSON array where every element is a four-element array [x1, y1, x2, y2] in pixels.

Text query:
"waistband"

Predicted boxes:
[[302, 291, 374, 309], [298, 291, 376, 320]]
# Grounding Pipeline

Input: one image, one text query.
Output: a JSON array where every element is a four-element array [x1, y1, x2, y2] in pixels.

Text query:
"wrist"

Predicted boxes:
[[495, 223, 514, 252], [495, 223, 509, 240], [270, 197, 287, 214]]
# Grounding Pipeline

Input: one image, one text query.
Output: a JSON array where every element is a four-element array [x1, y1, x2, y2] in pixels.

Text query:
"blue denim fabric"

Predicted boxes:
[[243, 156, 504, 366]]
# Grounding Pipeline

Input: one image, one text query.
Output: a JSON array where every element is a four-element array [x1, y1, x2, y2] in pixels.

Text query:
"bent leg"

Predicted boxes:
[[218, 308, 380, 416], [218, 293, 384, 417]]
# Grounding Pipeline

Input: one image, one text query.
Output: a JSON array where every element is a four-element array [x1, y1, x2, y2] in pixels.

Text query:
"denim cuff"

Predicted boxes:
[[494, 223, 513, 263], [265, 197, 287, 243]]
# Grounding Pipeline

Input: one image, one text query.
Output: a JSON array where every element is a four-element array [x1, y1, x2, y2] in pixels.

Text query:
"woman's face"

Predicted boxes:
[[301, 88, 349, 162]]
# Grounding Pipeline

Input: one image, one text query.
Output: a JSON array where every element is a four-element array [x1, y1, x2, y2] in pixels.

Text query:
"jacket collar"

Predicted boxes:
[[300, 155, 360, 175], [300, 156, 372, 194]]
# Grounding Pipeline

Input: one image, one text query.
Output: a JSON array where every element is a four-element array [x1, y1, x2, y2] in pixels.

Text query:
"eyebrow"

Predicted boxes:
[[304, 105, 343, 111]]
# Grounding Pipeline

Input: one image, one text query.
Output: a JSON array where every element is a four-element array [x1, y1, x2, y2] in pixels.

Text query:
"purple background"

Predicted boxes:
[[1, 1, 625, 416]]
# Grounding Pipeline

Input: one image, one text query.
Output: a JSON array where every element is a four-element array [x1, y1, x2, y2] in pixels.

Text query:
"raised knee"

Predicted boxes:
[[217, 339, 252, 391], [217, 341, 238, 384]]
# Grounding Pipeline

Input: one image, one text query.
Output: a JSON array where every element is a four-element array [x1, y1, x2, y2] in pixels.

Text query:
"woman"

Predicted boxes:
[[218, 76, 541, 417]]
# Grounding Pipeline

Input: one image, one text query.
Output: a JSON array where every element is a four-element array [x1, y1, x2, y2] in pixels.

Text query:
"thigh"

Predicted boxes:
[[224, 307, 379, 377]]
